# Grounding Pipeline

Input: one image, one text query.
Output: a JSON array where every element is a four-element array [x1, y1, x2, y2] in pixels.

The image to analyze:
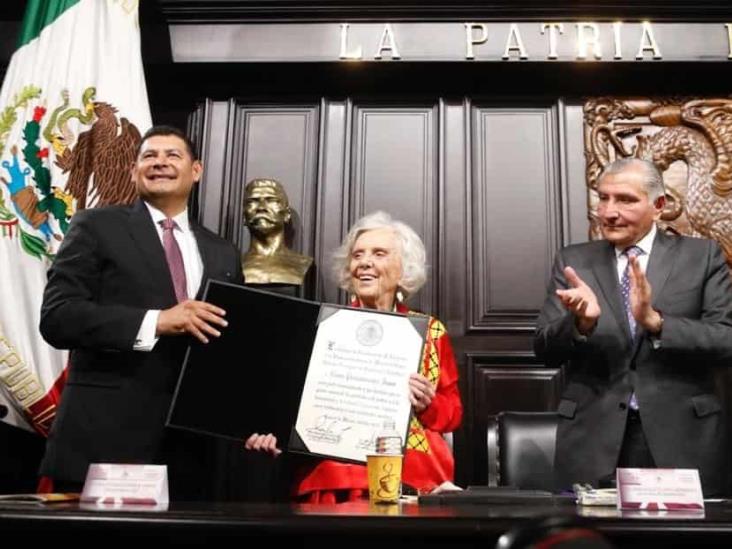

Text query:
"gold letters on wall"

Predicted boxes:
[[584, 97, 732, 267]]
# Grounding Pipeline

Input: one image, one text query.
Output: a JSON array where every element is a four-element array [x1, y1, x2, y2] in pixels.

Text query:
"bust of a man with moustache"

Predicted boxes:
[[241, 178, 313, 285]]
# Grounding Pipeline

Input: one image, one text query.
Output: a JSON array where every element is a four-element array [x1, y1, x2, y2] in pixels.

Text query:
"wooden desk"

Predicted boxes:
[[2, 498, 731, 547]]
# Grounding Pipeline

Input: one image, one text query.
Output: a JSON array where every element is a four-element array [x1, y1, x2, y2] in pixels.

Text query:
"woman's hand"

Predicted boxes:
[[409, 372, 435, 413], [244, 433, 282, 457]]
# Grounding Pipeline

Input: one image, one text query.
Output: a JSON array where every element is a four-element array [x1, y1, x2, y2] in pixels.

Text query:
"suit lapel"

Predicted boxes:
[[625, 230, 678, 356], [592, 242, 633, 341], [128, 200, 177, 303], [646, 230, 676, 308], [615, 229, 675, 359]]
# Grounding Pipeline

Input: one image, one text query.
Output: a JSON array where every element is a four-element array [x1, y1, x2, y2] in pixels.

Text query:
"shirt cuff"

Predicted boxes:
[[133, 310, 161, 351], [572, 323, 588, 343]]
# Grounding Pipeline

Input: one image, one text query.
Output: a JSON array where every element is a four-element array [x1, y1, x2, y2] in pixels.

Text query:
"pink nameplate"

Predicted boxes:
[[616, 468, 704, 511], [80, 464, 168, 505]]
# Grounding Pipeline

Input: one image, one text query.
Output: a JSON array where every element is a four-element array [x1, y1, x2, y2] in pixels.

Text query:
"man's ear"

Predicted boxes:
[[284, 206, 292, 224], [192, 160, 203, 183], [653, 194, 666, 218]]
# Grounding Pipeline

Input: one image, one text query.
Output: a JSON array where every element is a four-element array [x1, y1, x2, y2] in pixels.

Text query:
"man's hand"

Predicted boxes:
[[244, 433, 282, 457], [409, 372, 436, 413], [556, 266, 601, 335], [156, 300, 228, 344], [628, 256, 663, 334]]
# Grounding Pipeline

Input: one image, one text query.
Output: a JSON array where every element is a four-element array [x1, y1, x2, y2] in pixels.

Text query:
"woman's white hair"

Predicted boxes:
[[332, 211, 427, 299]]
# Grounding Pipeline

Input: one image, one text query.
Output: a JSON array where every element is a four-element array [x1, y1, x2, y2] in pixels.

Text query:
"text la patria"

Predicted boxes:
[[339, 21, 715, 61]]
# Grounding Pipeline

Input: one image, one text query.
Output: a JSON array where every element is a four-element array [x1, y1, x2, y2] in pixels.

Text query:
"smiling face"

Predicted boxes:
[[243, 182, 291, 237], [597, 164, 664, 248], [132, 134, 202, 216], [349, 227, 403, 311]]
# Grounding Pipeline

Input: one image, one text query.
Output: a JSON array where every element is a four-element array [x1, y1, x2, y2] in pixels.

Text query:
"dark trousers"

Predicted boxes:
[[617, 409, 656, 469], [598, 409, 655, 489], [51, 479, 84, 493], [49, 430, 218, 501], [157, 428, 219, 502]]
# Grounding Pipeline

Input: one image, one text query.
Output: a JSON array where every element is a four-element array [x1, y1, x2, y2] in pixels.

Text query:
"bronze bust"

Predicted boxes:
[[241, 178, 313, 285]]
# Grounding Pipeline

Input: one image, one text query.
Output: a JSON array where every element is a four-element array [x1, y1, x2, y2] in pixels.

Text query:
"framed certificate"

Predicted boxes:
[[167, 281, 428, 464], [289, 305, 428, 463], [167, 281, 321, 443]]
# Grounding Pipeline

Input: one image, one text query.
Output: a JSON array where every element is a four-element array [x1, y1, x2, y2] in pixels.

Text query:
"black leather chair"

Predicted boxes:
[[487, 411, 559, 491]]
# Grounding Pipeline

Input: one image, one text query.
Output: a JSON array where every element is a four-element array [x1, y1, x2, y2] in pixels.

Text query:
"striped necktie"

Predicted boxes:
[[620, 245, 643, 410], [620, 245, 643, 339]]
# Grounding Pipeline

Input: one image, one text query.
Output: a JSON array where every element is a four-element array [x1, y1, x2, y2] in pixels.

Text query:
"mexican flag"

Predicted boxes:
[[0, 0, 152, 434]]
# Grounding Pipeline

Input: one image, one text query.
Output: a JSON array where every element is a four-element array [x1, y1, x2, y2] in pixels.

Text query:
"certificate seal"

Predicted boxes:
[[356, 319, 383, 346]]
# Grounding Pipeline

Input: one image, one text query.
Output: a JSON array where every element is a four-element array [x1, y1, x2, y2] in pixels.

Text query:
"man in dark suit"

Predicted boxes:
[[535, 157, 732, 495], [39, 125, 244, 500]]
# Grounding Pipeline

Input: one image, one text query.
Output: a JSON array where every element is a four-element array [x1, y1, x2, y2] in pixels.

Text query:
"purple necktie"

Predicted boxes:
[[620, 245, 643, 410], [161, 218, 188, 303]]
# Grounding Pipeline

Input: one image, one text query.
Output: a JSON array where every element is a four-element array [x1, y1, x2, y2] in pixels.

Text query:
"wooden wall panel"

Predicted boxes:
[[313, 99, 350, 304], [234, 107, 320, 255], [468, 106, 561, 332], [439, 99, 469, 335], [192, 101, 320, 259], [560, 101, 591, 246], [350, 105, 439, 314], [189, 99, 235, 235]]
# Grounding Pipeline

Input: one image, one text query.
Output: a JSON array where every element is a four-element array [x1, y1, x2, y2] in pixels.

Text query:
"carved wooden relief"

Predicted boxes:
[[584, 97, 732, 267]]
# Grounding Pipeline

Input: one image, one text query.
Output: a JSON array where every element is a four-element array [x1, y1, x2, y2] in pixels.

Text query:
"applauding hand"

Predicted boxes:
[[555, 266, 601, 335]]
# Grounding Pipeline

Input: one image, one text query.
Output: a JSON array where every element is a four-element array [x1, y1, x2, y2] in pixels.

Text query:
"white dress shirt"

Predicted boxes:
[[615, 224, 662, 351], [613, 224, 656, 282], [133, 203, 204, 351]]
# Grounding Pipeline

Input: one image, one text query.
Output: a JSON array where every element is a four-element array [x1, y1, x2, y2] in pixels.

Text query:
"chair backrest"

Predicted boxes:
[[487, 411, 559, 491]]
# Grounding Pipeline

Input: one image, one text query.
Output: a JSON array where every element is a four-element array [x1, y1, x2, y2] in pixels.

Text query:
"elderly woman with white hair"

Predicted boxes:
[[290, 210, 463, 503]]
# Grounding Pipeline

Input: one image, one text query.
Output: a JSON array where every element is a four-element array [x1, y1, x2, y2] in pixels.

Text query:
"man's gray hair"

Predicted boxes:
[[599, 158, 665, 201], [332, 211, 427, 299]]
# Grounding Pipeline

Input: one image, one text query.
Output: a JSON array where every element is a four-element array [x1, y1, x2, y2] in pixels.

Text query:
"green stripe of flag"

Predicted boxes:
[[17, 0, 81, 48]]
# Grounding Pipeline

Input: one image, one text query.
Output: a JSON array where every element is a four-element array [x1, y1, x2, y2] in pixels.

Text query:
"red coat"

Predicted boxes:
[[294, 302, 463, 500]]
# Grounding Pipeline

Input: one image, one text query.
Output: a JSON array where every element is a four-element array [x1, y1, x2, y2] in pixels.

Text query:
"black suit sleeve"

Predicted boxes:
[[40, 211, 146, 351]]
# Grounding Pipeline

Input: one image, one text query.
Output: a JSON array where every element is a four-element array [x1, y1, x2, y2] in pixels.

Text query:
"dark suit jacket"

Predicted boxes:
[[39, 200, 243, 483], [535, 231, 732, 494]]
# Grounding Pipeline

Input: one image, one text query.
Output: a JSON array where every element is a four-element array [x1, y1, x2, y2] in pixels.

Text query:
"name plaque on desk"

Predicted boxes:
[[616, 468, 704, 511], [80, 464, 169, 505]]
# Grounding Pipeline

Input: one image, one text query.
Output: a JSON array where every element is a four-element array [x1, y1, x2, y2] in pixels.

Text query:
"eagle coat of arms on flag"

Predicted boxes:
[[0, 0, 151, 435]]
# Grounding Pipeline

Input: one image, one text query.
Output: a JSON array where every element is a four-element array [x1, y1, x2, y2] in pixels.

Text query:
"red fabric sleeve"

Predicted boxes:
[[417, 320, 463, 433]]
